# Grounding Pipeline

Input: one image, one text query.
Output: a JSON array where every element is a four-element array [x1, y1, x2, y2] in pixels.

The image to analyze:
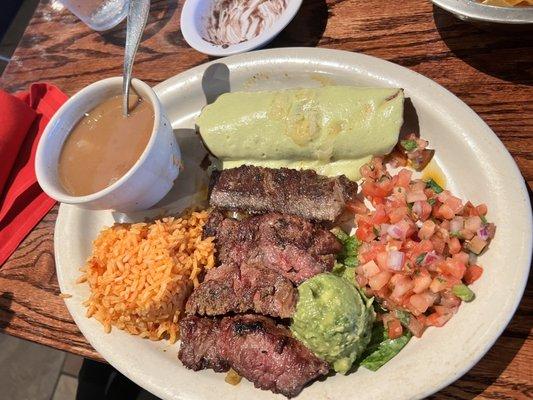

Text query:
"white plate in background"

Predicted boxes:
[[55, 48, 532, 400]]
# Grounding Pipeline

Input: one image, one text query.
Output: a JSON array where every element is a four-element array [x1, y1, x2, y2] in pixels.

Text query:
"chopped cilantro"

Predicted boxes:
[[407, 202, 414, 210], [428, 198, 436, 206], [415, 252, 426, 265], [394, 309, 412, 327], [426, 178, 444, 194], [400, 139, 418, 152], [480, 215, 488, 224], [373, 226, 380, 236], [449, 231, 463, 239]]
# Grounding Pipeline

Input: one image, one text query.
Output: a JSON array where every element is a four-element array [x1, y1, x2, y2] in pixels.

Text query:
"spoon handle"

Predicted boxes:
[[123, 0, 151, 116]]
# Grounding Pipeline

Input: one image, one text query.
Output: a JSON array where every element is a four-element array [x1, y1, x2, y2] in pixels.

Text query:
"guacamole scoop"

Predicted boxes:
[[290, 273, 375, 374]]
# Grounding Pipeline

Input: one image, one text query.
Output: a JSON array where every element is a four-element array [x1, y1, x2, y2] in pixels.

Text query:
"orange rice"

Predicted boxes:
[[78, 210, 215, 343]]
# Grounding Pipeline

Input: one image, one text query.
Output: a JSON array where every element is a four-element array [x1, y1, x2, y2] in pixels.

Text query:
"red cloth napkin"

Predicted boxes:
[[0, 83, 68, 266]]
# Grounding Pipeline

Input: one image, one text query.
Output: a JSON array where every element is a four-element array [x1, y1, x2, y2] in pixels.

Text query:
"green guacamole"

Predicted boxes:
[[290, 273, 375, 374]]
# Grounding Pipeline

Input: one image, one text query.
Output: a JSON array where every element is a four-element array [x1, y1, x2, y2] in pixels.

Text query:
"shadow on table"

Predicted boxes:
[[268, 0, 328, 48], [430, 182, 533, 399], [100, 0, 178, 45], [433, 5, 533, 86], [0, 291, 14, 332]]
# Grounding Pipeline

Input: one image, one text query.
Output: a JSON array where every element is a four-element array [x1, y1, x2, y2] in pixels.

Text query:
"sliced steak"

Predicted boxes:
[[178, 314, 329, 398], [178, 315, 228, 372], [209, 165, 358, 222], [202, 209, 225, 239], [185, 262, 296, 318], [204, 212, 342, 284]]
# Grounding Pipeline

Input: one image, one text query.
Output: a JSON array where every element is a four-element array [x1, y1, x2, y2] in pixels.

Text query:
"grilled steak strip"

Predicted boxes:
[[185, 262, 297, 318], [178, 314, 329, 398], [178, 315, 228, 372], [209, 165, 358, 222], [203, 211, 342, 284]]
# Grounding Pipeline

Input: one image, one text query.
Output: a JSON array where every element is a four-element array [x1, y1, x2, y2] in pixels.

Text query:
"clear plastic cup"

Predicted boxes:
[[60, 0, 129, 31]]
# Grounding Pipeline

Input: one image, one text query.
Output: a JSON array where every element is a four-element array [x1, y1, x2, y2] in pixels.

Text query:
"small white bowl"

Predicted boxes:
[[36, 77, 181, 212], [180, 0, 303, 56]]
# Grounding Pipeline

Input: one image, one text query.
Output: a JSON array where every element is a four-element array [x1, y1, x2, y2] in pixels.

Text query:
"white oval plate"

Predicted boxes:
[[55, 48, 532, 400]]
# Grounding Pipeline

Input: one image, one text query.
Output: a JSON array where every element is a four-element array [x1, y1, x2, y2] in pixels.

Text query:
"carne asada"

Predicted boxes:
[[185, 262, 297, 318], [178, 314, 329, 397], [203, 211, 342, 284], [209, 165, 358, 222]]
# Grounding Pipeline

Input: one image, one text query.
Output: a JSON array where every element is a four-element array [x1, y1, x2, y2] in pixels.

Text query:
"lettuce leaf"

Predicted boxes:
[[359, 323, 412, 371]]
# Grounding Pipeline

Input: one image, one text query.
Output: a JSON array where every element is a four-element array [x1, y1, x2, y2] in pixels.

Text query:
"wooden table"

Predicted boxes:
[[1, 0, 531, 398]]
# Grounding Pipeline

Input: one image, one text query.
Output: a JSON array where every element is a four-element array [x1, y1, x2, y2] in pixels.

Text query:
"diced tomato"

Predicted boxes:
[[440, 259, 466, 279], [360, 260, 380, 278], [409, 291, 437, 314], [372, 197, 385, 207], [430, 276, 448, 293], [476, 204, 488, 216], [402, 239, 418, 253], [353, 156, 493, 338], [463, 201, 479, 217], [418, 220, 436, 240], [390, 275, 414, 302], [448, 237, 461, 254], [436, 204, 455, 220], [387, 318, 403, 339], [406, 190, 427, 203], [362, 181, 390, 198], [372, 204, 388, 224], [426, 311, 453, 327], [430, 235, 446, 254], [360, 164, 374, 180], [397, 169, 412, 187], [356, 225, 375, 242], [451, 252, 469, 265], [345, 199, 368, 215], [410, 180, 426, 192], [369, 271, 392, 290], [376, 251, 389, 270], [464, 265, 483, 284], [359, 244, 386, 263], [413, 270, 432, 293], [415, 239, 434, 255], [444, 196, 463, 213], [389, 207, 409, 224]]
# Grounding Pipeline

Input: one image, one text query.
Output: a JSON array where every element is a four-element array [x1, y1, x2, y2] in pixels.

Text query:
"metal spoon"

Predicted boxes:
[[123, 0, 151, 116]]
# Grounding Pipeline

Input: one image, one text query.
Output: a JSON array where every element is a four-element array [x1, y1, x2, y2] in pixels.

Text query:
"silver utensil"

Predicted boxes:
[[123, 0, 151, 116]]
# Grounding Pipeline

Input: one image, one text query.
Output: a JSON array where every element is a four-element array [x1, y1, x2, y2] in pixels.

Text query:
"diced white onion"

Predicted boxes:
[[387, 250, 405, 271]]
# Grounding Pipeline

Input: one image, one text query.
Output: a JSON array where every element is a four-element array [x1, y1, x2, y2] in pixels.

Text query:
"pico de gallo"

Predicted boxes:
[[348, 153, 496, 340]]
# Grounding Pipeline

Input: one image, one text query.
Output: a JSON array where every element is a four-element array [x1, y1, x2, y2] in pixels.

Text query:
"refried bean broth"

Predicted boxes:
[[58, 94, 154, 196]]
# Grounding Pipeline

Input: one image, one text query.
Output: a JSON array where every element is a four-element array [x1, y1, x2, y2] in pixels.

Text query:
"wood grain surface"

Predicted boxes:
[[0, 0, 531, 398]]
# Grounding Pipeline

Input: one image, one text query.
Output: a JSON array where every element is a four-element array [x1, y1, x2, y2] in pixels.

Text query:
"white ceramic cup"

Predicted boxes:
[[36, 77, 181, 212]]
